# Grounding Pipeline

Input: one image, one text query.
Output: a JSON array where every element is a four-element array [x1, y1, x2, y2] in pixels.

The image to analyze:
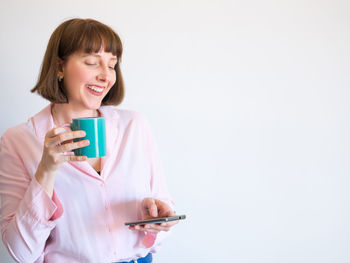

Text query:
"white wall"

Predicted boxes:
[[1, 0, 350, 262]]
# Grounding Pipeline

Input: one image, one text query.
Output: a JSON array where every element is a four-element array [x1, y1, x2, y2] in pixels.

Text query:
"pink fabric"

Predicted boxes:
[[0, 104, 174, 263], [50, 190, 63, 221], [142, 233, 158, 248]]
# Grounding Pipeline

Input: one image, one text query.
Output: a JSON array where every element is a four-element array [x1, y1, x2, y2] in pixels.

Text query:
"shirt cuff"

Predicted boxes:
[[142, 232, 157, 248], [18, 177, 61, 224], [50, 190, 64, 221]]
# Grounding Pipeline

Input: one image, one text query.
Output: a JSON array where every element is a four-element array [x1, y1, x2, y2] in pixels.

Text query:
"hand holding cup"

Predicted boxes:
[[38, 127, 89, 174]]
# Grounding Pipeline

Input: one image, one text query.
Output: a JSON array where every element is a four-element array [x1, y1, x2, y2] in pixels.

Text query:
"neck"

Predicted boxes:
[[51, 103, 99, 126]]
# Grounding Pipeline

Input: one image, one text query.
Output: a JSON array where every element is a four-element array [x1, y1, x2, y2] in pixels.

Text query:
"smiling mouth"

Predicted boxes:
[[87, 85, 104, 93]]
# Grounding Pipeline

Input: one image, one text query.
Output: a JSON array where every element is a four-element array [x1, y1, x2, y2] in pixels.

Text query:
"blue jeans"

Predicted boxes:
[[117, 253, 153, 263]]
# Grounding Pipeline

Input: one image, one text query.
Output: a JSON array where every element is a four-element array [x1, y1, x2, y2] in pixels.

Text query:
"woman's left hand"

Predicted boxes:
[[129, 198, 178, 234]]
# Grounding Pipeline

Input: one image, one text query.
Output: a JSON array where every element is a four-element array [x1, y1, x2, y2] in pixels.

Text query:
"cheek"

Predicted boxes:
[[109, 72, 117, 87], [74, 70, 91, 84], [65, 65, 91, 85]]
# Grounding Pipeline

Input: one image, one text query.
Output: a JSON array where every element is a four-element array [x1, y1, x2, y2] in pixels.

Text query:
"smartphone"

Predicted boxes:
[[125, 215, 186, 226]]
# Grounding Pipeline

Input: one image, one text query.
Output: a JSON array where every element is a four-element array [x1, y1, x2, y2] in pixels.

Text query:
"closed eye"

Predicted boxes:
[[109, 63, 117, 70]]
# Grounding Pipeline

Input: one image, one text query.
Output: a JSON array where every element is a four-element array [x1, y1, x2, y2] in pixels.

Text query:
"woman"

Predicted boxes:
[[0, 18, 177, 263]]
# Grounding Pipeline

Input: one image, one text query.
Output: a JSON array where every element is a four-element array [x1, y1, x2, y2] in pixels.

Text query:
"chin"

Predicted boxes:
[[82, 102, 101, 110], [91, 104, 102, 110]]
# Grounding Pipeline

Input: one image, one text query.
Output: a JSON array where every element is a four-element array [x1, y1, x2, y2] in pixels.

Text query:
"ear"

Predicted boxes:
[[57, 58, 65, 79]]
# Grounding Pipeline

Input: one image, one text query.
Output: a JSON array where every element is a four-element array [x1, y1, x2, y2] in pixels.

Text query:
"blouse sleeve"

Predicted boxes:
[[0, 129, 62, 263], [140, 115, 176, 251]]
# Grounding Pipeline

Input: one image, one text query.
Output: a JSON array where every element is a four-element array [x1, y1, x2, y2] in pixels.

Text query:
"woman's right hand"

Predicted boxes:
[[38, 127, 89, 175], [35, 127, 89, 197]]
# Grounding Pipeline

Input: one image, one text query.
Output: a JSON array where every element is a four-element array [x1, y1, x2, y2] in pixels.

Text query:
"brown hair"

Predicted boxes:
[[31, 18, 124, 105]]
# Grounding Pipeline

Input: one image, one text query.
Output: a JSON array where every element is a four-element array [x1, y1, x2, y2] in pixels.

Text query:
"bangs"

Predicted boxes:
[[59, 19, 122, 59]]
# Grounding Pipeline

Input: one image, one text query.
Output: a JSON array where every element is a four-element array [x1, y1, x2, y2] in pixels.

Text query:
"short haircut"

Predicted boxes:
[[31, 18, 124, 106]]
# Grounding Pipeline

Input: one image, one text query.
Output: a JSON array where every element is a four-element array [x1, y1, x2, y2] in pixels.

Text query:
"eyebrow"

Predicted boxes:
[[82, 54, 117, 61]]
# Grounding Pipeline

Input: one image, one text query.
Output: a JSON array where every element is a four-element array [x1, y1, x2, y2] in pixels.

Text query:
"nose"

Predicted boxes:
[[97, 65, 109, 82]]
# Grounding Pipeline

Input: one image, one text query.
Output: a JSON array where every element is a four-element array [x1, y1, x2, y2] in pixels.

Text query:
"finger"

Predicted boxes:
[[149, 202, 158, 217], [143, 229, 160, 234], [142, 198, 158, 217], [130, 225, 160, 233], [61, 154, 87, 162], [159, 209, 174, 217], [46, 130, 87, 147], [128, 224, 170, 233], [161, 220, 178, 228], [141, 224, 171, 232], [56, 130, 87, 145], [46, 127, 69, 139], [154, 200, 174, 217], [56, 139, 90, 153]]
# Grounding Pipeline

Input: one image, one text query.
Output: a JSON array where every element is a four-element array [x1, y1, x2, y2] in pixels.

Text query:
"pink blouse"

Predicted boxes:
[[0, 104, 173, 263]]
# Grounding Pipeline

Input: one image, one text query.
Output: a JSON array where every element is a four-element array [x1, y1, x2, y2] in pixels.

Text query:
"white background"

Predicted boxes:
[[1, 0, 350, 262]]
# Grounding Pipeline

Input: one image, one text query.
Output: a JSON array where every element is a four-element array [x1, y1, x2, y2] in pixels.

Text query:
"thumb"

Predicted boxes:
[[148, 199, 158, 217]]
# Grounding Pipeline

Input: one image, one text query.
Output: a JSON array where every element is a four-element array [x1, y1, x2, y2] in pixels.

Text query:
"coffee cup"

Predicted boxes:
[[70, 117, 106, 158]]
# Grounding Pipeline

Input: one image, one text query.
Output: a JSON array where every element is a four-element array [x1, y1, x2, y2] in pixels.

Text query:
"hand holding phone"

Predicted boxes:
[[127, 198, 184, 234], [125, 215, 186, 226]]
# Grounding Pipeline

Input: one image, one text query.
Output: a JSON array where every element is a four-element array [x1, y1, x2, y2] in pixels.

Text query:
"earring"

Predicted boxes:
[[58, 76, 63, 82]]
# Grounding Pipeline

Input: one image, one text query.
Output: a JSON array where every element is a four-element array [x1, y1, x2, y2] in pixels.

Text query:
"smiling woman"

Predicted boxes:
[[0, 18, 177, 263], [31, 18, 124, 106], [55, 51, 117, 111]]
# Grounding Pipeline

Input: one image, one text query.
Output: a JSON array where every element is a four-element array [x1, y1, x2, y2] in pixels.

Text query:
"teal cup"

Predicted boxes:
[[70, 117, 106, 158]]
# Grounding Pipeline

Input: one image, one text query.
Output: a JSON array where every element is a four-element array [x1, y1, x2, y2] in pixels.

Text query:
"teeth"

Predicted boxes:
[[87, 86, 103, 92]]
